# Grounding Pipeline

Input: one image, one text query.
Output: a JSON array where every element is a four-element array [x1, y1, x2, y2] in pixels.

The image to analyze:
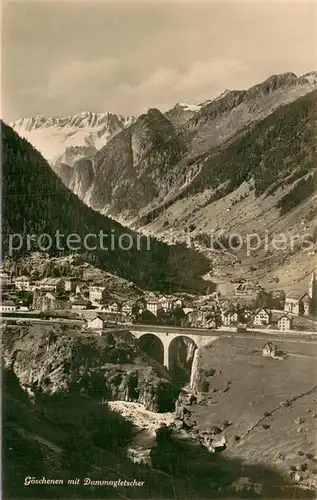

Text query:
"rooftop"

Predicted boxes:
[[72, 298, 90, 306], [286, 291, 306, 300], [271, 312, 293, 322], [2, 300, 16, 306], [39, 278, 64, 285], [255, 308, 271, 315]]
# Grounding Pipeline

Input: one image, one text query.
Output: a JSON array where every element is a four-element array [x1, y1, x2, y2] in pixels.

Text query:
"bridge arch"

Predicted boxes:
[[137, 333, 164, 366], [131, 329, 217, 371], [168, 335, 198, 382]]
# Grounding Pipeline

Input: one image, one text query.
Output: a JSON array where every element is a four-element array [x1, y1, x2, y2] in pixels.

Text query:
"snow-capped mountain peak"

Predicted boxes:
[[177, 102, 201, 112], [10, 111, 135, 166], [302, 71, 317, 86]]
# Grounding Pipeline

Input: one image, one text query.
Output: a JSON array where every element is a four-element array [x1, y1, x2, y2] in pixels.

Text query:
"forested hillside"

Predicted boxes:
[[1, 122, 209, 292], [186, 89, 317, 202]]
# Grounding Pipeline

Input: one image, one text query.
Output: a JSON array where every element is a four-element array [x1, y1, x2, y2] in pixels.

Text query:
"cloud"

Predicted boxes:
[[139, 58, 247, 94], [23, 56, 247, 116], [46, 57, 120, 95], [3, 0, 316, 120], [106, 58, 249, 114]]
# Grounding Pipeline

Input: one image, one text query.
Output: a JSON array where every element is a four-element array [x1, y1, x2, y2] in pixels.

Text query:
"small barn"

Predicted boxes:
[[262, 342, 277, 358], [87, 315, 105, 330]]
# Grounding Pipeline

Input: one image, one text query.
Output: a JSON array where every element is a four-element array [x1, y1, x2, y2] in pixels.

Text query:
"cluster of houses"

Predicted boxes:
[[0, 272, 187, 324], [140, 294, 184, 315], [253, 308, 293, 331], [186, 305, 294, 331], [0, 274, 133, 319], [1, 268, 316, 333], [248, 272, 317, 331]]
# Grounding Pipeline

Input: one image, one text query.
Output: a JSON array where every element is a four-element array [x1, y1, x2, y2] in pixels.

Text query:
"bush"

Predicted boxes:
[[222, 420, 231, 429], [200, 380, 210, 393], [156, 426, 172, 446], [282, 399, 291, 407], [210, 426, 222, 435], [62, 430, 93, 475], [203, 369, 216, 377]]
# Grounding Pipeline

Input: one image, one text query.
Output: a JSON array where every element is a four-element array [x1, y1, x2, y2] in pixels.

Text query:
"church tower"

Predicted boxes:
[[308, 271, 317, 314]]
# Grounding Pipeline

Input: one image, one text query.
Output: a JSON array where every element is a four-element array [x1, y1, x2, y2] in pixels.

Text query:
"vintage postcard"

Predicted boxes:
[[1, 0, 317, 498]]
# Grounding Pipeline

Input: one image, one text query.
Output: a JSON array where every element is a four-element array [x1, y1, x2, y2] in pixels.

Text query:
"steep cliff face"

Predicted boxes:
[[77, 108, 186, 217], [67, 157, 95, 200], [2, 325, 178, 412]]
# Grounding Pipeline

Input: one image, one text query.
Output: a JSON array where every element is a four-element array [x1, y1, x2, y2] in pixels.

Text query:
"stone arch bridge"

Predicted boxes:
[[131, 329, 218, 370]]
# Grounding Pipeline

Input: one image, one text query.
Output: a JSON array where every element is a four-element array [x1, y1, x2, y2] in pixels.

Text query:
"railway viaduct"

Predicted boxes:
[[131, 329, 218, 369]]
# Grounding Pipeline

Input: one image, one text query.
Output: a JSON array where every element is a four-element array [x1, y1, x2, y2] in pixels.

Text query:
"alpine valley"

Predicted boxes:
[[10, 71, 317, 296]]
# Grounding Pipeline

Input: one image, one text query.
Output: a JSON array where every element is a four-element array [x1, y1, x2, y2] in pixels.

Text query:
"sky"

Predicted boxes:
[[2, 0, 317, 122]]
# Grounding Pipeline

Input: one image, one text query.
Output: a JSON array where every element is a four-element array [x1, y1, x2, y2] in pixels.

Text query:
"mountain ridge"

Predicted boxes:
[[11, 72, 316, 173], [47, 71, 317, 223]]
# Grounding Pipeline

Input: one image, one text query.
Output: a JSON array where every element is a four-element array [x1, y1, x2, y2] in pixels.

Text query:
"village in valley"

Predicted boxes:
[[1, 258, 316, 335]]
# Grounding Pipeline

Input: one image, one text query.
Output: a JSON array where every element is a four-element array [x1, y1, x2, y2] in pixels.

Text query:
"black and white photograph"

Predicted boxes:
[[1, 0, 317, 498]]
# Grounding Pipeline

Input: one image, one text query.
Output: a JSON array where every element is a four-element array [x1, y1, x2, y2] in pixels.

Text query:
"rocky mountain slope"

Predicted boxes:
[[48, 74, 317, 298], [78, 108, 186, 217], [44, 72, 316, 224], [143, 86, 317, 230], [11, 111, 135, 167], [165, 101, 202, 127], [2, 121, 210, 292], [141, 89, 317, 295], [2, 323, 178, 411], [174, 72, 316, 157]]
